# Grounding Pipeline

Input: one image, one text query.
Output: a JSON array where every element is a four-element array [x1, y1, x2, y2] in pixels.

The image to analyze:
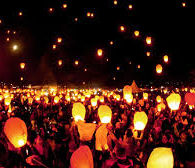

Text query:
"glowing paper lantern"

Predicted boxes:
[[147, 147, 174, 168], [128, 4, 133, 10], [54, 96, 60, 104], [75, 60, 79, 65], [163, 55, 169, 63], [166, 93, 181, 111], [28, 97, 33, 105], [123, 85, 132, 99], [77, 121, 97, 141], [185, 93, 195, 105], [91, 98, 97, 107], [98, 105, 112, 123], [133, 112, 148, 130], [114, 0, 118, 5], [58, 59, 63, 66], [97, 49, 103, 57], [4, 97, 11, 106], [146, 36, 152, 45], [4, 117, 27, 148], [143, 93, 148, 100], [115, 94, 120, 101], [62, 3, 67, 8], [72, 102, 86, 122], [20, 63, 25, 69], [70, 145, 94, 168], [156, 64, 162, 74], [53, 44, 56, 50], [99, 96, 104, 103], [57, 37, 62, 43], [120, 25, 125, 32], [95, 124, 109, 151], [156, 95, 162, 103]]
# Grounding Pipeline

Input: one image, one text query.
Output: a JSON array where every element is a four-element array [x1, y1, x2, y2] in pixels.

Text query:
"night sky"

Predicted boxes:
[[0, 0, 194, 87]]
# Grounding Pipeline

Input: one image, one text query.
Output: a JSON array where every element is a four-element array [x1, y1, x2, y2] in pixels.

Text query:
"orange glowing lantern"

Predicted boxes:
[[147, 147, 174, 168], [49, 8, 54, 13], [120, 25, 125, 32], [137, 64, 141, 69], [20, 62, 25, 69], [146, 36, 152, 45], [156, 95, 162, 103], [4, 97, 11, 106], [91, 98, 97, 107], [128, 4, 133, 10], [117, 66, 120, 71], [90, 13, 94, 18], [72, 102, 86, 122], [99, 96, 104, 103], [98, 105, 112, 123], [143, 93, 148, 100], [87, 12, 91, 17], [58, 59, 63, 66], [114, 0, 118, 5], [156, 64, 162, 74], [146, 51, 151, 57], [110, 41, 114, 45], [70, 145, 94, 168], [97, 49, 103, 57], [134, 30, 140, 37], [54, 96, 60, 104], [28, 97, 33, 105], [53, 44, 57, 50], [163, 55, 169, 63], [133, 112, 148, 130], [4, 117, 27, 148], [18, 12, 23, 16], [185, 93, 195, 106], [62, 3, 67, 9], [75, 60, 79, 65], [57, 37, 62, 43], [166, 93, 181, 111], [20, 77, 23, 81], [115, 94, 120, 101], [182, 2, 186, 7]]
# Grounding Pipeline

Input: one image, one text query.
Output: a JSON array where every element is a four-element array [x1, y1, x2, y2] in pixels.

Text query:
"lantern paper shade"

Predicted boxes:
[[166, 93, 181, 111], [91, 98, 97, 107], [185, 93, 195, 106], [133, 112, 148, 130], [146, 36, 152, 45], [163, 55, 169, 63], [123, 85, 132, 101], [156, 64, 162, 74], [70, 145, 94, 168], [20, 63, 25, 69], [72, 102, 86, 122], [77, 120, 97, 141], [97, 49, 103, 56], [156, 96, 162, 103], [147, 147, 174, 168], [4, 117, 27, 148], [98, 105, 112, 123], [143, 93, 148, 100], [95, 124, 108, 151]]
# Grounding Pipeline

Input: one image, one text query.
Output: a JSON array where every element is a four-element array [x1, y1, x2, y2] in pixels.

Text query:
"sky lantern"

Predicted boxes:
[[116, 66, 120, 71], [185, 93, 195, 106], [90, 13, 94, 18], [98, 105, 112, 123], [87, 12, 91, 17], [4, 97, 11, 106], [62, 3, 67, 8], [166, 93, 181, 111], [20, 62, 25, 69], [18, 11, 23, 16], [28, 97, 33, 105], [114, 0, 118, 5], [4, 117, 27, 148], [156, 95, 162, 103], [91, 98, 97, 107], [0, 19, 2, 24], [133, 112, 148, 131], [99, 96, 104, 103], [128, 4, 133, 10], [52, 44, 57, 50], [137, 64, 141, 69], [120, 25, 125, 32], [134, 30, 140, 37], [115, 94, 120, 101], [110, 41, 114, 45], [143, 93, 148, 100], [146, 36, 152, 45], [70, 145, 94, 168], [75, 60, 79, 65], [146, 51, 151, 57], [156, 64, 163, 74], [97, 49, 103, 57], [6, 37, 10, 42], [57, 37, 62, 43], [54, 96, 60, 104], [12, 44, 18, 51], [147, 147, 174, 168], [182, 2, 186, 7], [58, 59, 63, 66], [20, 77, 24, 81], [72, 102, 86, 122], [163, 55, 169, 63], [49, 8, 54, 13]]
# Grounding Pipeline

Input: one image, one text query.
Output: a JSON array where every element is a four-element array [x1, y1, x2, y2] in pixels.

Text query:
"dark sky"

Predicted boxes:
[[0, 0, 194, 87]]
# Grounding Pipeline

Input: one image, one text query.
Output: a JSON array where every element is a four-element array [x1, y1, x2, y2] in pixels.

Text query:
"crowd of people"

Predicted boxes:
[[0, 87, 195, 168]]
